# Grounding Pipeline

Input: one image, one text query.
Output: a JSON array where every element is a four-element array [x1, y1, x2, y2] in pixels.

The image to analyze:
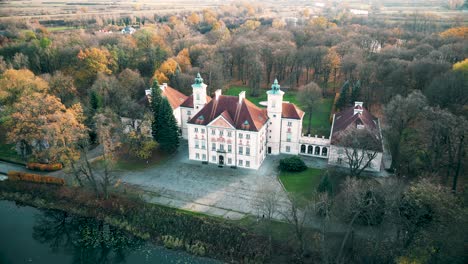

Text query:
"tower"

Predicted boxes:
[[266, 79, 284, 155], [192, 73, 207, 113]]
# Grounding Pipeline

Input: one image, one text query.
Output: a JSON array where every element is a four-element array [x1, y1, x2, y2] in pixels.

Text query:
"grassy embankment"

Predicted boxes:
[[225, 86, 333, 136]]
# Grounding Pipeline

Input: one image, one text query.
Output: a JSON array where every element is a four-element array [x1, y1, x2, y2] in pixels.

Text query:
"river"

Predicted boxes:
[[0, 200, 220, 264]]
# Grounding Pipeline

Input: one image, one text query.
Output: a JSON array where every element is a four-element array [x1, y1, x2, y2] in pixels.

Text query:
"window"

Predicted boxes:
[[195, 127, 198, 132], [201, 129, 205, 133], [286, 146, 291, 152], [286, 133, 292, 142], [246, 147, 250, 156], [219, 130, 223, 136], [246, 161, 250, 168], [212, 156, 216, 162], [239, 146, 243, 155], [288, 121, 292, 127], [272, 100, 276, 108], [196, 94, 200, 100], [211, 130, 215, 135], [246, 134, 250, 139], [300, 145, 306, 153], [220, 144, 224, 151], [212, 143, 216, 151], [201, 141, 205, 149], [195, 153, 200, 159], [238, 160, 243, 166], [228, 158, 232, 164], [195, 140, 199, 149], [228, 131, 232, 137], [239, 133, 243, 139], [202, 154, 206, 160], [228, 145, 232, 153], [187, 110, 191, 115], [273, 114, 276, 118], [337, 158, 342, 164]]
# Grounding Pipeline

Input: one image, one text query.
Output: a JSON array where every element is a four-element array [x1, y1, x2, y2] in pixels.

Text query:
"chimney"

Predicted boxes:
[[145, 89, 151, 96], [239, 91, 245, 104], [354, 101, 363, 115], [161, 83, 168, 90], [215, 89, 222, 100]]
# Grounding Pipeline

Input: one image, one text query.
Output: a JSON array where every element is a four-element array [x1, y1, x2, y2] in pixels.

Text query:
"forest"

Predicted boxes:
[[0, 1, 467, 263]]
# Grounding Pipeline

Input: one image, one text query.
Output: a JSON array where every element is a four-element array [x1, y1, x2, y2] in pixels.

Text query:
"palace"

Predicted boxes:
[[146, 73, 384, 171]]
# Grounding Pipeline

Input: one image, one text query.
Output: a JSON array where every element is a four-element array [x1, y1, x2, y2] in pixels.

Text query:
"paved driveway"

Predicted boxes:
[[119, 142, 291, 220]]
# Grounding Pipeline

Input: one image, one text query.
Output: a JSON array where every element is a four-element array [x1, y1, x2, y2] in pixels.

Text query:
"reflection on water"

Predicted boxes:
[[0, 200, 219, 264]]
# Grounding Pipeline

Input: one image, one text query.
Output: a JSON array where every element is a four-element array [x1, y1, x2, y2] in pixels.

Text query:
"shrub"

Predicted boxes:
[[26, 162, 63, 171], [162, 235, 184, 249], [317, 173, 333, 194], [279, 156, 307, 172], [7, 171, 64, 185]]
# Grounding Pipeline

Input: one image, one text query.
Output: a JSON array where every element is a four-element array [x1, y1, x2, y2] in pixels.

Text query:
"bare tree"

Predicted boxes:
[[339, 127, 381, 177], [280, 194, 312, 256], [253, 183, 281, 220]]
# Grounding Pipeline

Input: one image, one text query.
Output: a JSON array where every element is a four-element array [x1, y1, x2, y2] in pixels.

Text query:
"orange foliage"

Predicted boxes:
[[440, 26, 468, 39], [153, 58, 179, 83], [27, 162, 63, 171], [7, 171, 65, 185], [175, 48, 191, 72]]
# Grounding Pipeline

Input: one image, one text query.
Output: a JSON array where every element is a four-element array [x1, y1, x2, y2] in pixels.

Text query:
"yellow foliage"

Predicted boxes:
[[187, 12, 200, 25], [272, 19, 286, 29], [453, 59, 468, 73], [308, 17, 337, 29], [203, 9, 218, 25], [153, 58, 179, 83], [439, 26, 468, 39], [76, 47, 116, 82], [175, 48, 191, 72], [0, 69, 48, 106], [240, 20, 261, 31]]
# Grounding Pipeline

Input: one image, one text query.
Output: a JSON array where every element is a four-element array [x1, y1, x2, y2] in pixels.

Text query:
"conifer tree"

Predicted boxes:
[[157, 97, 180, 153], [350, 80, 361, 103], [150, 78, 162, 141], [336, 80, 349, 110]]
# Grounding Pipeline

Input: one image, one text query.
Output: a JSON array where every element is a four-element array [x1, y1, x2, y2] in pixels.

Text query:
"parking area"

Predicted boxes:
[[119, 142, 291, 220]]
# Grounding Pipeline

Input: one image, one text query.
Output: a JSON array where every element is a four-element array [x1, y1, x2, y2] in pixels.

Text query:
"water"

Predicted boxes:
[[0, 200, 220, 264]]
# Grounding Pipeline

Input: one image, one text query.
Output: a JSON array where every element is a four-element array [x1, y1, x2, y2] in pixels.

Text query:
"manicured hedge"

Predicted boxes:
[[7, 171, 64, 185], [27, 162, 62, 171], [279, 156, 307, 172]]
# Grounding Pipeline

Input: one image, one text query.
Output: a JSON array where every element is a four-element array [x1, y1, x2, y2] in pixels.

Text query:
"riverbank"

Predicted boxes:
[[0, 180, 276, 263]]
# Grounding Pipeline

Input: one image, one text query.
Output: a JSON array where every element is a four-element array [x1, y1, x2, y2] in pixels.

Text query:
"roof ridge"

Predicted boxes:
[[233, 98, 243, 126], [243, 99, 258, 130]]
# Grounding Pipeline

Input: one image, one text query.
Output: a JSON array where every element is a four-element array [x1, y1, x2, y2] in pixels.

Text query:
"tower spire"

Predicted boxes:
[[271, 78, 281, 93]]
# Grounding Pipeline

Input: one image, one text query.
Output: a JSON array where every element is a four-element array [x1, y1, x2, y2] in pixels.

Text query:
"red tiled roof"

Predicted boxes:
[[188, 95, 269, 132], [282, 102, 305, 119], [180, 94, 212, 108], [331, 106, 382, 151], [161, 86, 188, 109]]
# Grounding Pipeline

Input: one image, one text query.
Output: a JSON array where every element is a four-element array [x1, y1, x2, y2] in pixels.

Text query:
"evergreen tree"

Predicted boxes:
[[150, 78, 162, 141], [157, 97, 180, 153], [317, 173, 333, 195], [350, 80, 361, 103], [336, 80, 349, 110]]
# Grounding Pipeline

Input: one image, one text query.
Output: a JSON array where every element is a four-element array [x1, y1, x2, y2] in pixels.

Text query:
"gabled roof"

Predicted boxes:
[[180, 94, 212, 108], [161, 86, 188, 109], [282, 102, 305, 119], [331, 105, 382, 151], [188, 95, 268, 132]]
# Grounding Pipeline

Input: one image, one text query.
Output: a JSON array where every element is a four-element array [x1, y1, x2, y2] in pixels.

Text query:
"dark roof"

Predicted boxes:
[[180, 94, 212, 108], [188, 95, 268, 132], [282, 102, 304, 119], [331, 106, 382, 151]]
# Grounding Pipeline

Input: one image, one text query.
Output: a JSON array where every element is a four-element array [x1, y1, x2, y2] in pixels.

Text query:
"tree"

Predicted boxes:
[[156, 97, 180, 153], [383, 91, 428, 172], [8, 92, 86, 163], [150, 79, 163, 141], [297, 82, 322, 135], [0, 69, 48, 108], [253, 182, 281, 220], [336, 80, 350, 110], [280, 194, 311, 256], [42, 71, 78, 107], [338, 127, 381, 177], [153, 58, 179, 83], [76, 47, 117, 89]]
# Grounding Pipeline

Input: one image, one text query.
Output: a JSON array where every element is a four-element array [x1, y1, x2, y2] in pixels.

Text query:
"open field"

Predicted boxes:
[[279, 168, 323, 201], [225, 86, 333, 136]]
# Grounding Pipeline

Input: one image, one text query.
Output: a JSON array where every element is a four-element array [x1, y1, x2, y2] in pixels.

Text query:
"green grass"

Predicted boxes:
[[279, 168, 323, 200], [46, 26, 79, 32], [225, 85, 333, 136]]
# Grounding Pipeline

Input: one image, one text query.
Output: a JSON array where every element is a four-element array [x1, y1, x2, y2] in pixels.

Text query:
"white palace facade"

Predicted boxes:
[[146, 73, 384, 171]]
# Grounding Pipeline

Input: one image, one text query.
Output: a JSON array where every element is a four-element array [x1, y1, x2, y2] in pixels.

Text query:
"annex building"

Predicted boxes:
[[146, 73, 384, 171]]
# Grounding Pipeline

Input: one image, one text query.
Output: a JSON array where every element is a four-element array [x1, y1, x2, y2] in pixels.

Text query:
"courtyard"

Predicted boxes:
[[119, 141, 292, 220]]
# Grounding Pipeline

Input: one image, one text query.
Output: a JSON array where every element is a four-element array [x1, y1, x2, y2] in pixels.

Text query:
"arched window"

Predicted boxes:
[[300, 145, 306, 153], [307, 145, 313, 154], [322, 147, 328, 156], [314, 146, 320, 155]]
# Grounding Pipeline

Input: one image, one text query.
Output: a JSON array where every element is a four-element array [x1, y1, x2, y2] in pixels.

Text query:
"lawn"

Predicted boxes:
[[115, 147, 170, 171], [225, 86, 333, 136], [279, 168, 323, 200]]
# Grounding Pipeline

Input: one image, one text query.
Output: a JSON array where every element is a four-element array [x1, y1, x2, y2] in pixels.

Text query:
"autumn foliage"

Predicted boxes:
[[26, 162, 63, 171], [7, 171, 65, 185], [439, 26, 468, 39]]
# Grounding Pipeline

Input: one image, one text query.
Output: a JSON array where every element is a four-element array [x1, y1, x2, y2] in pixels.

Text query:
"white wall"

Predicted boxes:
[[280, 118, 302, 155], [328, 145, 383, 172]]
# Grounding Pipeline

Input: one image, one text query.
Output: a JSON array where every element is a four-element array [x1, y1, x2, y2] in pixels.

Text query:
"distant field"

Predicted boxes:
[[225, 86, 333, 136]]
